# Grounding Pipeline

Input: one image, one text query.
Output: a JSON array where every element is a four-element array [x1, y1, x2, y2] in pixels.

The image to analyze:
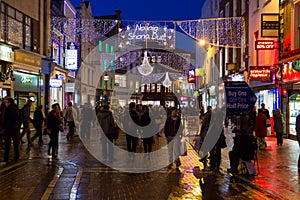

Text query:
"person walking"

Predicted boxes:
[[46, 103, 63, 158], [273, 109, 284, 146], [164, 107, 182, 170], [3, 98, 20, 164], [255, 109, 268, 149], [97, 104, 115, 161], [64, 102, 77, 141], [140, 105, 153, 158], [20, 99, 33, 146], [31, 105, 45, 145], [198, 106, 212, 169], [123, 102, 140, 159]]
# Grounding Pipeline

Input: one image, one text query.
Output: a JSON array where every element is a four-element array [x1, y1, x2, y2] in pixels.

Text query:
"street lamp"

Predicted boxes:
[[104, 73, 109, 104]]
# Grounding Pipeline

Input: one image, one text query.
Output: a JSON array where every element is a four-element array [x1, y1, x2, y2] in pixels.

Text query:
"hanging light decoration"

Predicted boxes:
[[137, 22, 154, 76], [162, 72, 172, 87], [137, 51, 154, 76]]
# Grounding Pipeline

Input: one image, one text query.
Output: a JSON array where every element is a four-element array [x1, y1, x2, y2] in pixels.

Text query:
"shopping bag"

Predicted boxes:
[[181, 138, 187, 156]]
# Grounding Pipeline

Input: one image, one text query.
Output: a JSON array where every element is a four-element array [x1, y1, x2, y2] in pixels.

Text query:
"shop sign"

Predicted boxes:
[[292, 59, 300, 72], [261, 14, 279, 37], [225, 81, 257, 114], [49, 79, 62, 88], [65, 42, 78, 71], [188, 69, 196, 83], [65, 82, 75, 93], [255, 40, 274, 50], [249, 66, 271, 81], [14, 72, 39, 92], [15, 51, 41, 67], [0, 45, 14, 62], [56, 73, 65, 80]]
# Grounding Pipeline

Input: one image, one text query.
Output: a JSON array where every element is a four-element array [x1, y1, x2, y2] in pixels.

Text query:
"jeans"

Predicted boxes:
[[101, 134, 114, 159]]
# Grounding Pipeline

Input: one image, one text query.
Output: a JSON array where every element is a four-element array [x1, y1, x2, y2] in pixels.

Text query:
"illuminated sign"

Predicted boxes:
[[65, 42, 78, 70], [249, 66, 271, 81], [255, 40, 274, 50], [120, 22, 175, 48], [188, 69, 196, 83], [0, 45, 14, 62], [292, 59, 300, 72], [65, 82, 75, 93], [49, 79, 62, 88], [56, 73, 65, 80], [261, 14, 280, 37]]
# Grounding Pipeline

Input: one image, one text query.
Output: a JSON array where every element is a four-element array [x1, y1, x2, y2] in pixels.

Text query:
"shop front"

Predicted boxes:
[[275, 49, 300, 139], [249, 65, 278, 135], [13, 71, 39, 111], [0, 44, 14, 97]]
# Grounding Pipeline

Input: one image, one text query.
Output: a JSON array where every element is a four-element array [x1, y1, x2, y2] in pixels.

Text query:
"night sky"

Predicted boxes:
[[70, 0, 205, 20]]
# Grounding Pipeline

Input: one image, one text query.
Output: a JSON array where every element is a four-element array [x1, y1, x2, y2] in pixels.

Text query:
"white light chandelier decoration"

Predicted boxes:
[[137, 23, 154, 76], [162, 72, 172, 87], [138, 51, 154, 76]]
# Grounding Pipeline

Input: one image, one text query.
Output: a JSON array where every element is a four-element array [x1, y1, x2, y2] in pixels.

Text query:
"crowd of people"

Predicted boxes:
[[1, 96, 299, 173]]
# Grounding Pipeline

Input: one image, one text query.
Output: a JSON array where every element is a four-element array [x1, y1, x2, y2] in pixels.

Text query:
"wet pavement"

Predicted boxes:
[[0, 127, 300, 200]]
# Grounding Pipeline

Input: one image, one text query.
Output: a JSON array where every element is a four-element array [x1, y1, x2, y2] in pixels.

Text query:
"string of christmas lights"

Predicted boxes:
[[176, 17, 245, 48], [50, 16, 118, 46]]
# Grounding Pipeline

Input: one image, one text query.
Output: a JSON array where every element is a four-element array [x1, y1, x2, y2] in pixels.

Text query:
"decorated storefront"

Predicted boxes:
[[13, 71, 39, 110], [0, 44, 14, 97]]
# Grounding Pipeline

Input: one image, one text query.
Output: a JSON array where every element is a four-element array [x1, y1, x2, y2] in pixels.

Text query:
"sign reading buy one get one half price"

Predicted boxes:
[[225, 81, 257, 114]]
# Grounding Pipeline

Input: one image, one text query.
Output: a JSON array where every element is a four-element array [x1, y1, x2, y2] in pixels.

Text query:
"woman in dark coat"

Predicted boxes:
[[255, 109, 267, 148], [273, 109, 284, 146], [46, 103, 63, 158]]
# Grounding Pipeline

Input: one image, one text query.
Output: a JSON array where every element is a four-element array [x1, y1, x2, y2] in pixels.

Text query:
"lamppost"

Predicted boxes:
[[104, 73, 109, 104]]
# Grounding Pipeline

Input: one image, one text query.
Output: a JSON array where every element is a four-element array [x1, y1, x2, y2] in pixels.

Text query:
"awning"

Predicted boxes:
[[276, 54, 300, 65]]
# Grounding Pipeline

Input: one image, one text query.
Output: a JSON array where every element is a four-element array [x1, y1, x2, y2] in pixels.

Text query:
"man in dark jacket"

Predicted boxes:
[[97, 104, 115, 161], [20, 99, 33, 146], [122, 102, 140, 158], [164, 107, 182, 170], [31, 105, 45, 145], [3, 98, 20, 163]]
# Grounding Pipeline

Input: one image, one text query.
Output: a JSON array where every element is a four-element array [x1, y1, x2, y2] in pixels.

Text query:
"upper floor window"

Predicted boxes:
[[115, 74, 126, 87], [0, 3, 32, 50]]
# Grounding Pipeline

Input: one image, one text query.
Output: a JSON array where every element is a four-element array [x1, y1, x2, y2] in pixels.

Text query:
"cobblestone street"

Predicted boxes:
[[0, 127, 300, 199]]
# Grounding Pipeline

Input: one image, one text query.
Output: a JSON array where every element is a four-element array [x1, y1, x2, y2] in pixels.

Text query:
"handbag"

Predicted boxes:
[[113, 126, 120, 140], [266, 119, 271, 127]]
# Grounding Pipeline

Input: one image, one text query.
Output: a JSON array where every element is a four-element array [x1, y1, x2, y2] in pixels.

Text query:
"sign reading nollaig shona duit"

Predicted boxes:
[[225, 81, 257, 114], [249, 66, 271, 81], [119, 22, 175, 48]]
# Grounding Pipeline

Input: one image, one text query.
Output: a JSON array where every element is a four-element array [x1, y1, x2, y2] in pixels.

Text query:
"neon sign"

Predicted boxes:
[[249, 66, 271, 81], [255, 40, 274, 50], [188, 69, 196, 83]]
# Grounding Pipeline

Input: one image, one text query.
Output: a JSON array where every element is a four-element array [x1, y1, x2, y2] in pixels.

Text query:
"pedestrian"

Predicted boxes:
[[296, 112, 300, 147], [123, 102, 139, 158], [164, 106, 182, 170], [249, 106, 257, 134], [64, 102, 77, 141], [80, 103, 93, 142], [260, 103, 270, 119], [20, 99, 33, 146], [97, 104, 115, 161], [198, 106, 212, 170], [140, 105, 153, 158], [3, 98, 20, 164], [46, 103, 63, 158], [227, 129, 258, 174], [255, 109, 268, 148], [273, 109, 284, 146], [31, 105, 45, 145]]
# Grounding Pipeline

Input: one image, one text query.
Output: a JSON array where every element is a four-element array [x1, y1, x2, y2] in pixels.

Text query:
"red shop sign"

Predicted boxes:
[[249, 66, 271, 81], [255, 40, 274, 50]]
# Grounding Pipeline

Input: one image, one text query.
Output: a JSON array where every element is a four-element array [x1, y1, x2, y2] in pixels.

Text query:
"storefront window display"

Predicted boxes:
[[289, 94, 300, 136]]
